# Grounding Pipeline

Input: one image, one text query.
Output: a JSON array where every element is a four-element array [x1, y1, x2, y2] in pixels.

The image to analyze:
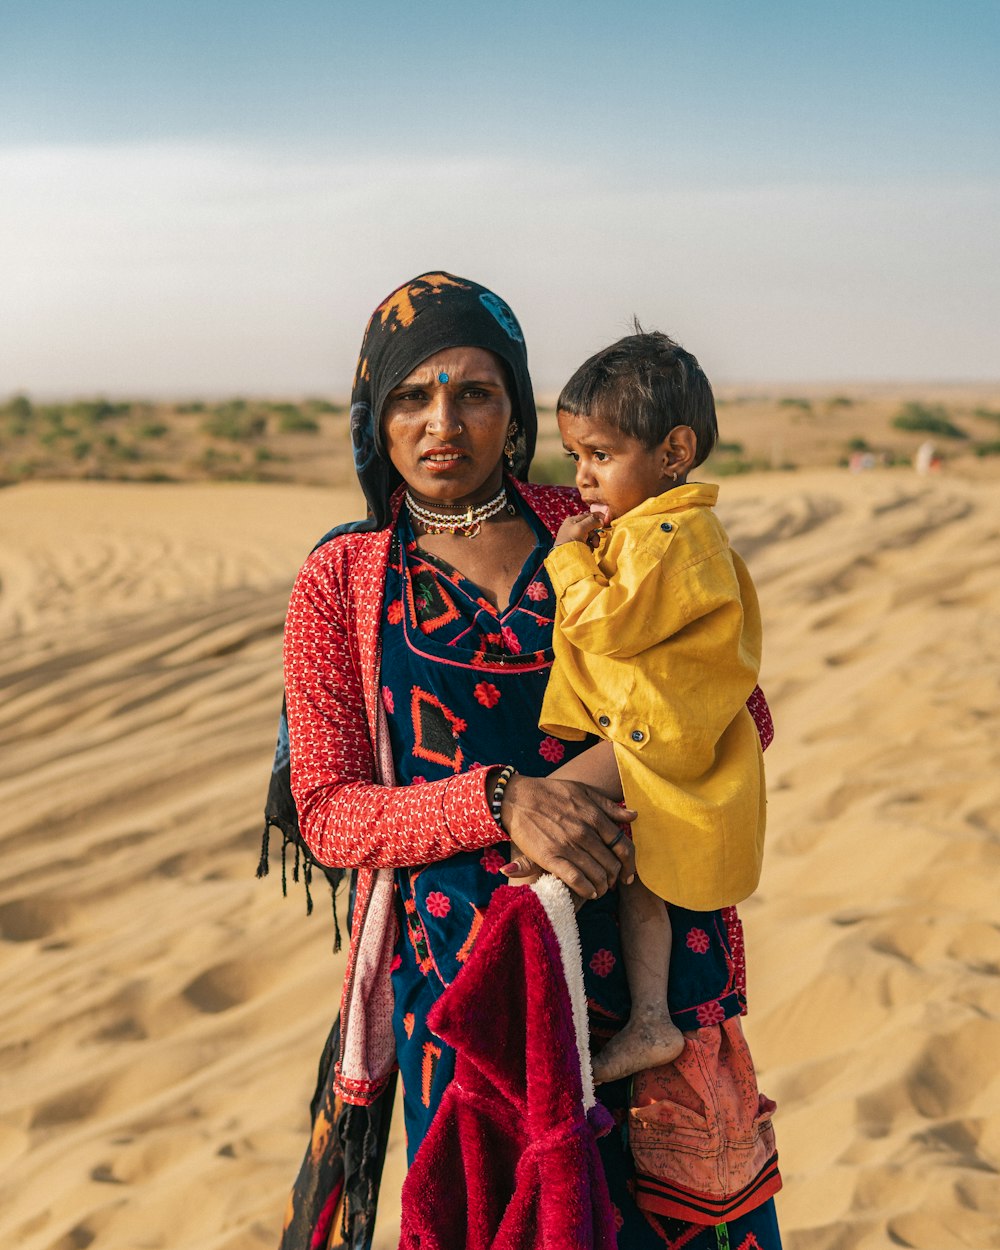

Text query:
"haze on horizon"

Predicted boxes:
[[1, 0, 997, 397]]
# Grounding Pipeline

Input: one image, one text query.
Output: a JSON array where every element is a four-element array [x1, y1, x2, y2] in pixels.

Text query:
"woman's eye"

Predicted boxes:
[[461, 387, 489, 399]]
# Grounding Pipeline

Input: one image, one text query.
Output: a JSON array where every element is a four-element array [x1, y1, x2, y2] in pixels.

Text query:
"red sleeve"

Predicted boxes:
[[283, 547, 502, 870]]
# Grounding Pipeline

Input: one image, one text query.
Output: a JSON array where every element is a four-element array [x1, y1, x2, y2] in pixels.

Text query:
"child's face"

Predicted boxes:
[[558, 409, 674, 521]]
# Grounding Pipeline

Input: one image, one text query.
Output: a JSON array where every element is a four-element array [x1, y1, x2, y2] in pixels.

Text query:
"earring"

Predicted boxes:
[[671, 471, 678, 482], [503, 421, 519, 464]]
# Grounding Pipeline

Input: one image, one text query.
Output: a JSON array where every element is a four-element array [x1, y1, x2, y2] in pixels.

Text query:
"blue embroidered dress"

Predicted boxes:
[[381, 498, 781, 1249]]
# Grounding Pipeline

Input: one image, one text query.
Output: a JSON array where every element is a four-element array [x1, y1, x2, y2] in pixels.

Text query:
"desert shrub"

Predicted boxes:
[[6, 393, 33, 421], [136, 419, 168, 439], [891, 403, 967, 439], [828, 395, 854, 408], [779, 397, 812, 412], [71, 439, 92, 461], [714, 441, 745, 455], [975, 441, 1000, 458], [71, 398, 129, 424], [202, 403, 266, 441], [847, 437, 871, 452], [973, 407, 1000, 424], [177, 401, 205, 414], [254, 445, 288, 463], [275, 405, 319, 433], [306, 398, 339, 413]]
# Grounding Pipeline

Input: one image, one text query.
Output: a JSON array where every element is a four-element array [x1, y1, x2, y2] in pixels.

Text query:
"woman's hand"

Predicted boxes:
[[498, 773, 636, 900]]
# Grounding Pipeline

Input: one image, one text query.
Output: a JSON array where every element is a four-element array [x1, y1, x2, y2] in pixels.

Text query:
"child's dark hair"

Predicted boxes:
[[557, 326, 718, 466]]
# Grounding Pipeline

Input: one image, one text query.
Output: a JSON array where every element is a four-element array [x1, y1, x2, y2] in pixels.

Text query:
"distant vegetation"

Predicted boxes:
[[891, 402, 968, 439], [0, 392, 347, 485]]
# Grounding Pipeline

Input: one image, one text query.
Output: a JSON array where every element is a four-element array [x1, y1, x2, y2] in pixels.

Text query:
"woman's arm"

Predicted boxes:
[[285, 553, 502, 869], [284, 552, 636, 896]]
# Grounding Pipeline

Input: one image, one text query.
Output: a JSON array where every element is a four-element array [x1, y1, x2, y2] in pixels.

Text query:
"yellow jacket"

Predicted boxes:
[[540, 483, 765, 910]]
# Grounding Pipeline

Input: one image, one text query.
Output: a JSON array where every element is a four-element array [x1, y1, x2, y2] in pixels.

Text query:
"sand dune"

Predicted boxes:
[[1, 469, 998, 1249]]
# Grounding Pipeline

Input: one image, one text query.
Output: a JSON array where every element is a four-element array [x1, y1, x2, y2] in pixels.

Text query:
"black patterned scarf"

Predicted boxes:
[[259, 272, 537, 1249]]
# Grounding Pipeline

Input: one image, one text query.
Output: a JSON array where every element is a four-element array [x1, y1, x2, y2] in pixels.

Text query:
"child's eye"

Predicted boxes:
[[563, 450, 579, 461], [593, 450, 610, 462]]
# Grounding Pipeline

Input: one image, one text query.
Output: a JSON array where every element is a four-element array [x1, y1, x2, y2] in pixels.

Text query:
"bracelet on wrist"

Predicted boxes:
[[490, 765, 516, 828]]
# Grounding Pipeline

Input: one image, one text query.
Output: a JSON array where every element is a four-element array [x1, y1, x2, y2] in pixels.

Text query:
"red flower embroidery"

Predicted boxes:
[[403, 1011, 415, 1039], [474, 681, 501, 708], [589, 948, 616, 977], [696, 1000, 726, 1027], [390, 953, 402, 973], [686, 927, 710, 954], [539, 736, 565, 763], [381, 686, 394, 714], [411, 775, 426, 785], [500, 626, 522, 655], [387, 599, 404, 624], [480, 846, 506, 874], [611, 1204, 624, 1232], [526, 580, 548, 601], [425, 891, 451, 918]]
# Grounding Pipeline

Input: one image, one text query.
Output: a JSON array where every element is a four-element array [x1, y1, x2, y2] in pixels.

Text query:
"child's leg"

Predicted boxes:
[[591, 878, 684, 1083]]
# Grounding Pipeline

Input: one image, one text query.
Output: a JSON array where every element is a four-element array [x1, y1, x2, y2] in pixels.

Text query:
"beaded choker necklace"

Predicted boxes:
[[405, 486, 513, 538]]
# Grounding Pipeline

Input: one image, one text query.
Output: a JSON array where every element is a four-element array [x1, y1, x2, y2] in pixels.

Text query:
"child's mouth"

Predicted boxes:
[[589, 503, 611, 526]]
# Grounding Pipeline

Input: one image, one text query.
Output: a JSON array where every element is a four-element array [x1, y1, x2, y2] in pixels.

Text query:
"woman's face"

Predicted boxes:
[[381, 347, 513, 506]]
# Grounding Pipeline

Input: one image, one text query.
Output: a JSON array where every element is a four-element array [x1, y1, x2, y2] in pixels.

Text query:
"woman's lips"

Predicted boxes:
[[420, 449, 465, 471]]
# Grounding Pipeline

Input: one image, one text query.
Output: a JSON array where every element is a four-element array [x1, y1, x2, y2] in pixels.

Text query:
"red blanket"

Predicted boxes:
[[399, 876, 616, 1250]]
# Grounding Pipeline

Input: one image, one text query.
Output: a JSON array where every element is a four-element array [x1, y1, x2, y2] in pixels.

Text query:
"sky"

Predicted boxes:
[[1, 0, 998, 396]]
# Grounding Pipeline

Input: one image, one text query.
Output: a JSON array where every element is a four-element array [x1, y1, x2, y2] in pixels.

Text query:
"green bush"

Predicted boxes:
[[847, 437, 871, 452], [714, 441, 745, 455], [71, 398, 129, 424], [975, 441, 1000, 458], [136, 420, 169, 439], [276, 406, 320, 434], [891, 402, 967, 439], [779, 397, 812, 411], [973, 407, 1000, 424], [828, 395, 854, 408], [202, 403, 267, 441], [6, 393, 33, 421]]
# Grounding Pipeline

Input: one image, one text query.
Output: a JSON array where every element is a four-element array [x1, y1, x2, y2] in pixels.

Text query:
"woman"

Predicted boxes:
[[264, 272, 782, 1249]]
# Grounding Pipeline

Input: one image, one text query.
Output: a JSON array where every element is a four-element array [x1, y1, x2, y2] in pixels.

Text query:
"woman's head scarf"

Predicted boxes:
[[349, 272, 537, 528]]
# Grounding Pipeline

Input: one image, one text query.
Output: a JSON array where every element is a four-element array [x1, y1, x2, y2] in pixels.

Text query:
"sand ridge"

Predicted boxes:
[[1, 470, 998, 1248]]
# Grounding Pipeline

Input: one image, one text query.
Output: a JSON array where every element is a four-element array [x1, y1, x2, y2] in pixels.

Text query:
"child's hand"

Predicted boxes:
[[501, 841, 540, 882], [555, 510, 605, 547]]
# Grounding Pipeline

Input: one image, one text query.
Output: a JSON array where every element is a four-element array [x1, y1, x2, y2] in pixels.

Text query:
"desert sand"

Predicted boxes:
[[2, 466, 999, 1249]]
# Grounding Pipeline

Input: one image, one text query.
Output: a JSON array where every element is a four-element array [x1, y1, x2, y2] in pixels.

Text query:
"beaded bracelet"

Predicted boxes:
[[490, 765, 516, 828]]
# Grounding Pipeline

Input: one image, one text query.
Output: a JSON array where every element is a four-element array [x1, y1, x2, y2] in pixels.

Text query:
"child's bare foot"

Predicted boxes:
[[591, 1006, 684, 1084]]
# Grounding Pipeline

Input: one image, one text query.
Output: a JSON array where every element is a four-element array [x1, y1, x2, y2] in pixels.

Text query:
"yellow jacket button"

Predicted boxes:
[[660, 522, 673, 532], [598, 714, 611, 727], [631, 729, 644, 742]]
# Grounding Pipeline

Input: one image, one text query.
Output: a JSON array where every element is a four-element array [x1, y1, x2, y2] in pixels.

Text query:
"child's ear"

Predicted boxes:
[[661, 426, 698, 480]]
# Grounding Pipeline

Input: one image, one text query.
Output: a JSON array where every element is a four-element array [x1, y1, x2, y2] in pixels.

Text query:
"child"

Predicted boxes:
[[507, 330, 765, 1085]]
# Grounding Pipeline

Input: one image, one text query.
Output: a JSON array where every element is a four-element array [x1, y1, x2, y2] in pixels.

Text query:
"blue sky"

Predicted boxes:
[[2, 0, 997, 394]]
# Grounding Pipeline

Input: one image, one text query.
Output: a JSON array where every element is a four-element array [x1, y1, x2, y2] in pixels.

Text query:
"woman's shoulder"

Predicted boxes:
[[515, 479, 582, 534], [295, 521, 392, 594]]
